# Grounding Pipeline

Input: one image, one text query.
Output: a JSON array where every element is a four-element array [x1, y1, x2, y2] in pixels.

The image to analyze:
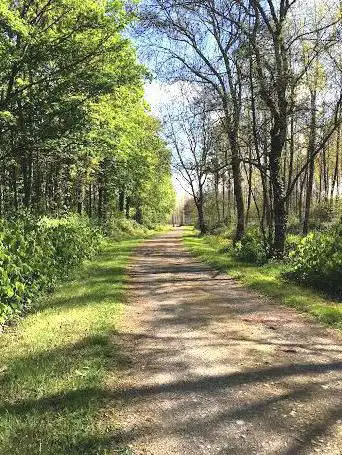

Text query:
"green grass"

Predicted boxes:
[[183, 227, 342, 330], [0, 237, 145, 455]]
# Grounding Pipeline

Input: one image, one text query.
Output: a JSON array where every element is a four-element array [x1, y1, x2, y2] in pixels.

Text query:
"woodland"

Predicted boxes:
[[0, 0, 174, 324], [0, 0, 340, 329], [139, 0, 342, 298]]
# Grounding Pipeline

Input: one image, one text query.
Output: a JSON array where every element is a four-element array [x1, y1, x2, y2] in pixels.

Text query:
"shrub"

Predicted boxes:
[[287, 216, 303, 235], [0, 215, 102, 324], [285, 223, 342, 297], [285, 234, 302, 256], [104, 216, 150, 240], [233, 228, 268, 265], [208, 222, 229, 236], [287, 210, 333, 235]]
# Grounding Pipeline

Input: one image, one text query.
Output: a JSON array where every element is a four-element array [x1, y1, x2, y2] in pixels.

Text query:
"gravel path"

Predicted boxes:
[[115, 228, 342, 455]]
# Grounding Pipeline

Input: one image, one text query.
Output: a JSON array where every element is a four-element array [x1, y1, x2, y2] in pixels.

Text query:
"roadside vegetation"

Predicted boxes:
[[0, 227, 151, 455], [183, 227, 342, 330], [0, 0, 341, 451], [0, 214, 102, 325]]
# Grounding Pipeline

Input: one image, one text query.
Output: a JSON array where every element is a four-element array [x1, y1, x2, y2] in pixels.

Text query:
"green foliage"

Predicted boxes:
[[233, 228, 268, 264], [310, 201, 334, 224], [104, 216, 150, 240], [0, 1, 175, 226], [285, 234, 302, 256], [286, 223, 342, 297], [91, 91, 175, 224], [287, 216, 304, 234], [0, 215, 102, 324], [287, 203, 336, 235]]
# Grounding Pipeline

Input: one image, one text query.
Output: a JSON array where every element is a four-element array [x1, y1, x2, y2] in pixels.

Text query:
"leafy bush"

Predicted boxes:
[[208, 222, 229, 236], [233, 228, 268, 265], [285, 234, 302, 256], [0, 215, 102, 324], [104, 216, 150, 240], [287, 216, 303, 235], [285, 223, 342, 297], [287, 211, 333, 235]]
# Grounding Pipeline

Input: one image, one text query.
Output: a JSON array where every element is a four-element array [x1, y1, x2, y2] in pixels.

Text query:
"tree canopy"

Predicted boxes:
[[0, 0, 174, 224]]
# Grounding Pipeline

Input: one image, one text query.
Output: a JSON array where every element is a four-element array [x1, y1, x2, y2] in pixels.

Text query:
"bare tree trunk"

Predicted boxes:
[[214, 171, 221, 224], [331, 125, 340, 202], [270, 119, 287, 257], [230, 133, 245, 242], [245, 145, 253, 227], [303, 90, 317, 235], [287, 109, 295, 212], [196, 200, 206, 235], [196, 185, 207, 234]]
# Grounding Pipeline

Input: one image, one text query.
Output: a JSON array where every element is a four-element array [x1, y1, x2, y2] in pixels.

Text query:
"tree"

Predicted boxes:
[[139, 0, 247, 241], [0, 0, 175, 225]]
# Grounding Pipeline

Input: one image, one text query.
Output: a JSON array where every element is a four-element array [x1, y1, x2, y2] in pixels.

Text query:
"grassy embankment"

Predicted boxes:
[[0, 228, 161, 455], [183, 227, 342, 330]]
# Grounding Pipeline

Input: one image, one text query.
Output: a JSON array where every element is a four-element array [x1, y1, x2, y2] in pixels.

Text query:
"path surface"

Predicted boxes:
[[115, 228, 342, 455]]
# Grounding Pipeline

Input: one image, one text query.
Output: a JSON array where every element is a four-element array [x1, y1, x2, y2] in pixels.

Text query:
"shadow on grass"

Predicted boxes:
[[184, 232, 342, 329], [0, 239, 141, 455], [33, 242, 140, 314], [0, 338, 129, 454]]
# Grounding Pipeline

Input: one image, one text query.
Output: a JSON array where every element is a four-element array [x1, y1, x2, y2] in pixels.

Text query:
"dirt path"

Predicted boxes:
[[115, 228, 342, 455]]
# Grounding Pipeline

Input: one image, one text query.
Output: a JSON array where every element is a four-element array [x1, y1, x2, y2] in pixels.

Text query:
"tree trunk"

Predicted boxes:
[[303, 90, 317, 235], [196, 197, 207, 235], [330, 125, 340, 202], [98, 185, 103, 220], [245, 145, 253, 227], [22, 152, 32, 209], [214, 171, 221, 224], [270, 121, 287, 257], [119, 189, 125, 213], [125, 196, 131, 218], [287, 110, 295, 212], [230, 136, 245, 242], [135, 204, 143, 224], [88, 184, 92, 218]]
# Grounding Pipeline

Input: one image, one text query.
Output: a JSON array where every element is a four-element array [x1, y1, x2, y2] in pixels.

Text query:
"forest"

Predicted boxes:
[[140, 0, 342, 298], [0, 0, 174, 324]]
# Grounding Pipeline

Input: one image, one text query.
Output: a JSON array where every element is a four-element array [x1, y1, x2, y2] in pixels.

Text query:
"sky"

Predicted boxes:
[[144, 81, 164, 115], [144, 80, 191, 117], [144, 80, 190, 201]]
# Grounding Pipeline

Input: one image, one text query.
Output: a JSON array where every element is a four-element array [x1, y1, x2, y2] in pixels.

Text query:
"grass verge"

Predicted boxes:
[[0, 236, 147, 455], [183, 227, 342, 330]]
